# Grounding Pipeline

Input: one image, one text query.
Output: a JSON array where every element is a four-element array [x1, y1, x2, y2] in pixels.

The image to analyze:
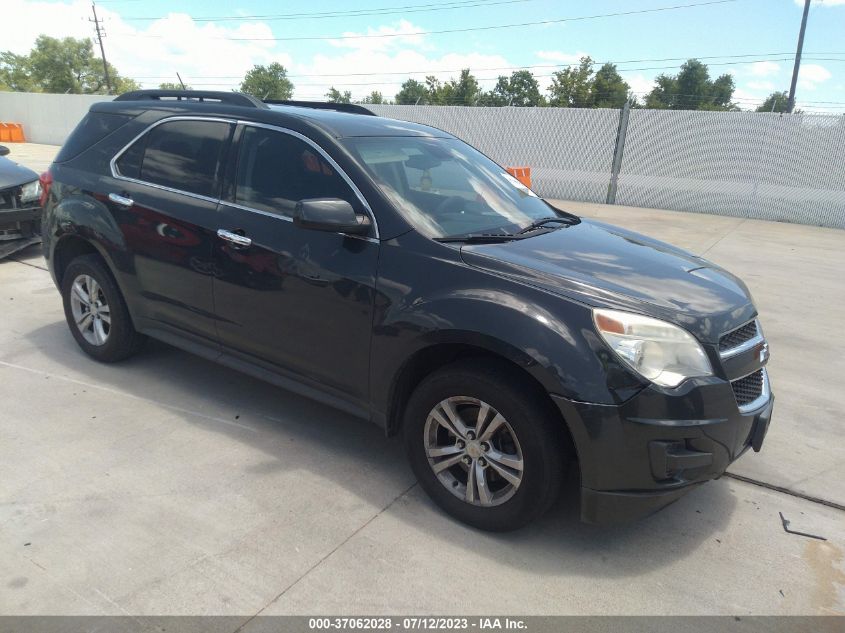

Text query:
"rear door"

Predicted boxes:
[[109, 117, 233, 342], [211, 123, 379, 407]]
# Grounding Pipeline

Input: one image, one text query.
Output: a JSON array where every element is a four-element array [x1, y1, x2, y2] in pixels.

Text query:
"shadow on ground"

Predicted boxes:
[[25, 319, 737, 581]]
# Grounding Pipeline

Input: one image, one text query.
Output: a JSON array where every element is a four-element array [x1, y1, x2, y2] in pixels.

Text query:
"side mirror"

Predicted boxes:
[[0, 145, 9, 157], [293, 198, 369, 234]]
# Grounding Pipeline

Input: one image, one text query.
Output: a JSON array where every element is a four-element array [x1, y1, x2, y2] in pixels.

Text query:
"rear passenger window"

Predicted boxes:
[[116, 120, 231, 198], [235, 126, 357, 217]]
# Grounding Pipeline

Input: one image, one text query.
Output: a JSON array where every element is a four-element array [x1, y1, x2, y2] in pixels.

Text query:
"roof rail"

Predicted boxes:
[[264, 99, 375, 116], [114, 90, 267, 109]]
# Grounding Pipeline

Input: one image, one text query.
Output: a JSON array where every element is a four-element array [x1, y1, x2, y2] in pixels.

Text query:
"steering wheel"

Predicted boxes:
[[434, 195, 467, 216]]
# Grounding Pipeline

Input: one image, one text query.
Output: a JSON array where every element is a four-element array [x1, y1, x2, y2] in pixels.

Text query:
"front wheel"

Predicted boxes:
[[403, 360, 567, 531]]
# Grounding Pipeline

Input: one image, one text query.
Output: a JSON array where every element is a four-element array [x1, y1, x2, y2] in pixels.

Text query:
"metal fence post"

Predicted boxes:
[[606, 100, 631, 205]]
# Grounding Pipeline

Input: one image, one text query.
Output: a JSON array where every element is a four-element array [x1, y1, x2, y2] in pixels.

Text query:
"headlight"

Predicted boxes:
[[593, 308, 712, 388], [20, 180, 41, 204]]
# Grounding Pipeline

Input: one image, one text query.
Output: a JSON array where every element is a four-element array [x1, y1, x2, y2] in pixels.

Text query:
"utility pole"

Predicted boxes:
[[90, 2, 112, 95], [787, 0, 811, 114]]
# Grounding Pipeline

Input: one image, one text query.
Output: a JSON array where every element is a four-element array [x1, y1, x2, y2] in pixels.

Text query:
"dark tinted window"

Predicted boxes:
[[115, 136, 145, 179], [235, 126, 356, 217], [119, 120, 230, 198], [55, 112, 132, 163]]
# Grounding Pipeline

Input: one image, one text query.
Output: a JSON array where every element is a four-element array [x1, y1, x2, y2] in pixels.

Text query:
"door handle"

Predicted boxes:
[[217, 229, 252, 248], [108, 192, 134, 208]]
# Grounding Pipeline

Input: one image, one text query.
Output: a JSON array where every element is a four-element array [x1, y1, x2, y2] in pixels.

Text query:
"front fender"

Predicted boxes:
[[369, 235, 646, 425]]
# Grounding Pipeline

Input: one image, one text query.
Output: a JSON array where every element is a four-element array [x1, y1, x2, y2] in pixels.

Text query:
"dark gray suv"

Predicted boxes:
[[41, 90, 773, 531]]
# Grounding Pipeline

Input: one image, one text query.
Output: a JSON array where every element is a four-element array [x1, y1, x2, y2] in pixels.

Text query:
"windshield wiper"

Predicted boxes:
[[517, 216, 579, 234], [435, 233, 520, 244]]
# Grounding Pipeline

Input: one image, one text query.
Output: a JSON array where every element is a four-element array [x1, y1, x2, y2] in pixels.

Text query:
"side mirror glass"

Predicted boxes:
[[293, 198, 369, 234], [0, 145, 9, 157]]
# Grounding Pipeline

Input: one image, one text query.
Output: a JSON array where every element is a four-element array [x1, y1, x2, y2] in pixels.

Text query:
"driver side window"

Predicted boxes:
[[235, 126, 358, 218]]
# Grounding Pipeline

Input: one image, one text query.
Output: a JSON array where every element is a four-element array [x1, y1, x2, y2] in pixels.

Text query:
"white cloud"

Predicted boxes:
[[622, 73, 655, 96], [747, 80, 775, 91], [732, 88, 766, 109], [3, 0, 290, 90], [748, 61, 781, 77], [798, 63, 832, 90], [327, 19, 427, 53], [0, 5, 514, 100]]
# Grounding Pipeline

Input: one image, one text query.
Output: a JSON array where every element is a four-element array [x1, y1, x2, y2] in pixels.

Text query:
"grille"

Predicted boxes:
[[0, 188, 17, 211], [719, 320, 758, 352], [731, 370, 764, 407]]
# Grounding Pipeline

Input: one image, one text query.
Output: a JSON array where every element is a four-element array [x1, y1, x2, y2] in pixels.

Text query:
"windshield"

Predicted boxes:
[[343, 136, 565, 239]]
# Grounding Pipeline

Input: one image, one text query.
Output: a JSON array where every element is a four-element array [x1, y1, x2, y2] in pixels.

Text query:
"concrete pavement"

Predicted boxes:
[[1, 144, 843, 616]]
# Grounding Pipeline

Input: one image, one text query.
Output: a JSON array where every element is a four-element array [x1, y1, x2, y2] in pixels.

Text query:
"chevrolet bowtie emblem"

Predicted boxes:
[[759, 342, 770, 364]]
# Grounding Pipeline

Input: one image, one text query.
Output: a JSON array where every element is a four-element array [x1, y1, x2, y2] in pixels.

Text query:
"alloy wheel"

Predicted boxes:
[[423, 396, 524, 507], [69, 274, 111, 346]]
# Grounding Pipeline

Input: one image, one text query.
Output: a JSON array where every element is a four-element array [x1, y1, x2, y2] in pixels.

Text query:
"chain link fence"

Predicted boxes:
[[369, 104, 845, 229]]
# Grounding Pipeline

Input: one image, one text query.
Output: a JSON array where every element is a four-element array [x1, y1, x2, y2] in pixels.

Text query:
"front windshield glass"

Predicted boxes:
[[343, 136, 562, 239]]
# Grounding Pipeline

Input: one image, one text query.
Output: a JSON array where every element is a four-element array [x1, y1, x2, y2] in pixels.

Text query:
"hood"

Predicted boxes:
[[0, 155, 39, 191], [460, 219, 755, 342]]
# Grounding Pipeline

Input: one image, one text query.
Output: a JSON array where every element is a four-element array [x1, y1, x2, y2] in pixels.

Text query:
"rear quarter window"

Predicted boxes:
[[55, 112, 133, 163]]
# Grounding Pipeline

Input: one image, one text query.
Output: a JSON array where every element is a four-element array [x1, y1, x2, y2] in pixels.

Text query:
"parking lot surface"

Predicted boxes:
[[1, 144, 843, 616]]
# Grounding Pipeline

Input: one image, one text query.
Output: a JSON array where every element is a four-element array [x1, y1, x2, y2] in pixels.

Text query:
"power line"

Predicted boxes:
[[121, 0, 537, 22], [121, 0, 740, 42], [134, 56, 837, 87], [129, 51, 824, 79]]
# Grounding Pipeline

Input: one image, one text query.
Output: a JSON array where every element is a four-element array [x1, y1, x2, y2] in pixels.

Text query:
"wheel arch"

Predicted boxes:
[[52, 234, 113, 287], [384, 339, 578, 465]]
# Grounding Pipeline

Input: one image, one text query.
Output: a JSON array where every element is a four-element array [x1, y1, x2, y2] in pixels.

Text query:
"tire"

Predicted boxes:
[[403, 359, 567, 531], [61, 254, 145, 362]]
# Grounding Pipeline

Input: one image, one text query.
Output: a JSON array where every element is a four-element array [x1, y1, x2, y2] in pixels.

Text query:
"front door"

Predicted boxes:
[[211, 124, 379, 406]]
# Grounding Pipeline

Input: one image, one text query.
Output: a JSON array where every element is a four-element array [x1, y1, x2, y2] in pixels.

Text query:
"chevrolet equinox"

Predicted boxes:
[[42, 90, 774, 531]]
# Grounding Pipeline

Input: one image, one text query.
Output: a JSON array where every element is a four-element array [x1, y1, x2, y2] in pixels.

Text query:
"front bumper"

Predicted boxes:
[[0, 205, 42, 259], [552, 374, 774, 524]]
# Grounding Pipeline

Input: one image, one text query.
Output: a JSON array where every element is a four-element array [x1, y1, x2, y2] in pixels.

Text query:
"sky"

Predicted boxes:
[[4, 0, 845, 112]]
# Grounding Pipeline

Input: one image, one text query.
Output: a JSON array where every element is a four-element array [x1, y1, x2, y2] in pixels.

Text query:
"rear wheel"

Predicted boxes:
[[403, 360, 567, 531], [61, 254, 145, 362]]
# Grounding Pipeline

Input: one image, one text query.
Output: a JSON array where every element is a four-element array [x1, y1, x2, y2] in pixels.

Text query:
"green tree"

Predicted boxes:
[[756, 90, 790, 113], [547, 56, 594, 107], [325, 87, 351, 103], [424, 75, 445, 104], [591, 63, 630, 108], [483, 70, 544, 107], [361, 90, 385, 104], [0, 35, 137, 94], [112, 75, 141, 94], [395, 78, 429, 104], [644, 74, 676, 109], [440, 69, 481, 106], [480, 76, 511, 106], [0, 51, 33, 91], [158, 81, 191, 90], [644, 59, 736, 111], [239, 62, 293, 100]]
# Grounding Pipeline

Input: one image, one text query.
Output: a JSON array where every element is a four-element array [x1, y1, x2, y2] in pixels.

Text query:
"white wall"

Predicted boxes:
[[0, 92, 113, 145]]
